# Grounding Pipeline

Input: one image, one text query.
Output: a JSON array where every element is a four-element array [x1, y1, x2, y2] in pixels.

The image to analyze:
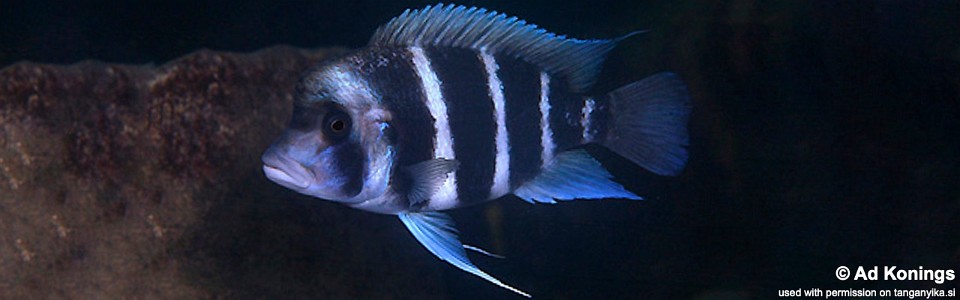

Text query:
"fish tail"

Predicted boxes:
[[599, 72, 691, 176]]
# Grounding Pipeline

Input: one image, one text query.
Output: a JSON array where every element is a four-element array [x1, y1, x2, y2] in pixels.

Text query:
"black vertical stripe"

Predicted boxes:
[[547, 78, 585, 151], [496, 54, 543, 188], [357, 47, 434, 199], [330, 141, 365, 198], [427, 47, 495, 203]]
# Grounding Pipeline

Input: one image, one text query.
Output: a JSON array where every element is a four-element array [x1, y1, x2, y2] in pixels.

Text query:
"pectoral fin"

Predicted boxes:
[[403, 159, 459, 206], [398, 212, 530, 298]]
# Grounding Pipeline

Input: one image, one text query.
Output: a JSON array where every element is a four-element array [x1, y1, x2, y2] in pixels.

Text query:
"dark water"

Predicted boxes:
[[3, 1, 958, 299]]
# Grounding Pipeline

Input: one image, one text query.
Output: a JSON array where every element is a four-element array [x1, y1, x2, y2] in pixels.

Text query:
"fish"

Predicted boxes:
[[260, 3, 691, 297]]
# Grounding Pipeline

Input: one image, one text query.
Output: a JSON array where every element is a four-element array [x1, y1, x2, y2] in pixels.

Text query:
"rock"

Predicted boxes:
[[0, 47, 445, 299]]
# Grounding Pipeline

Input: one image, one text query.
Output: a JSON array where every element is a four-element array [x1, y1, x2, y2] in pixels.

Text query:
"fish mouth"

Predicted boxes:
[[261, 150, 313, 190], [262, 164, 311, 190]]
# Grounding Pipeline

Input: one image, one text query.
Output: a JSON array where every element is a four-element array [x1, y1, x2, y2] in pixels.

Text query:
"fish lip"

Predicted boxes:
[[262, 163, 311, 190]]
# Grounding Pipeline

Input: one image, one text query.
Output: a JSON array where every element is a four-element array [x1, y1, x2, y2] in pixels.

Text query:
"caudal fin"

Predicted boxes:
[[600, 72, 691, 176]]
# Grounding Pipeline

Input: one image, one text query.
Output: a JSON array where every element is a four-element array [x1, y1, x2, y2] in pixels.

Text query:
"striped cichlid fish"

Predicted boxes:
[[261, 3, 690, 297]]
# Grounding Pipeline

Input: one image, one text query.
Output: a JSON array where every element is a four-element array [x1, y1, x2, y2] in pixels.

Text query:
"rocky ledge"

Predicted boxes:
[[0, 47, 446, 299]]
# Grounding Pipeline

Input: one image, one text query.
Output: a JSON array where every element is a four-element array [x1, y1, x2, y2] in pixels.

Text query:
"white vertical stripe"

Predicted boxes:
[[410, 46, 458, 207], [481, 50, 511, 199], [581, 97, 596, 143], [539, 72, 555, 166]]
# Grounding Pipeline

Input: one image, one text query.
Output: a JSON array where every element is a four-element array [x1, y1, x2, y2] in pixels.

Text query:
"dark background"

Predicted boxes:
[[2, 0, 958, 299]]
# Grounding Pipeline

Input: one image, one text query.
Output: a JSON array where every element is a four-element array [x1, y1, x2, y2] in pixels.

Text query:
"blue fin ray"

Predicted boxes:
[[369, 4, 622, 92], [514, 150, 641, 204], [601, 72, 691, 176], [398, 212, 530, 298], [464, 244, 505, 259]]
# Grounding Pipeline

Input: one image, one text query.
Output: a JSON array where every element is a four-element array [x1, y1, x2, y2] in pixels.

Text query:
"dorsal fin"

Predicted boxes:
[[369, 3, 631, 92]]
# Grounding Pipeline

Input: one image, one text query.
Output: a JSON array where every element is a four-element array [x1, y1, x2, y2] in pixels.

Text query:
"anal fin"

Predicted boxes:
[[398, 212, 530, 298], [514, 149, 641, 204]]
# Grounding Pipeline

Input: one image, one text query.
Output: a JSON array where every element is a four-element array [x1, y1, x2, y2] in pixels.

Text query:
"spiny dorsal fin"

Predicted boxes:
[[369, 3, 628, 92]]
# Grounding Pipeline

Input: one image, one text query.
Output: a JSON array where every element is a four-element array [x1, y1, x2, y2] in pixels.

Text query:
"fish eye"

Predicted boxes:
[[323, 111, 351, 139]]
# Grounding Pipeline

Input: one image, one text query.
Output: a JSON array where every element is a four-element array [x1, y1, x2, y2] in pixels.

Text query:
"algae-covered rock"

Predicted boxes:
[[0, 46, 445, 299]]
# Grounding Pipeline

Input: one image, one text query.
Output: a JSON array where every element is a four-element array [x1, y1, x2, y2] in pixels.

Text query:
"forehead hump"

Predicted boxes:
[[298, 55, 381, 107]]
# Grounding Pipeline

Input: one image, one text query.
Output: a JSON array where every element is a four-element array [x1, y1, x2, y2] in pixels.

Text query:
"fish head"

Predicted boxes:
[[262, 60, 394, 204]]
